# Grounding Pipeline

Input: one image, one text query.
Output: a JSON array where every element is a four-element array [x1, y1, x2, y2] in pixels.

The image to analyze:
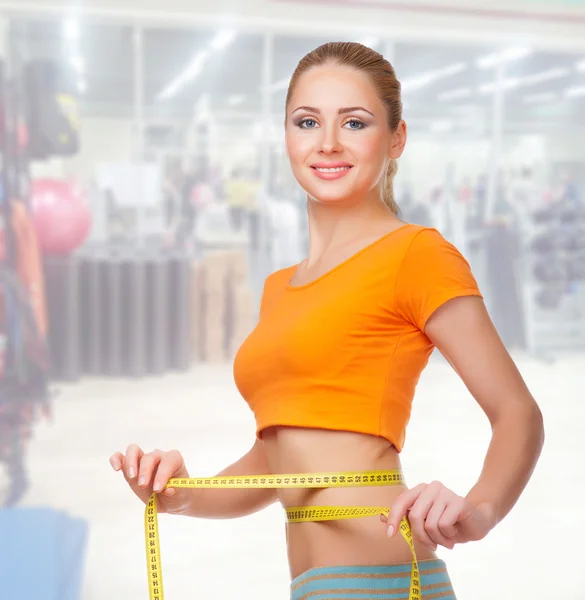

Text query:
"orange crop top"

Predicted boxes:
[[233, 224, 483, 452]]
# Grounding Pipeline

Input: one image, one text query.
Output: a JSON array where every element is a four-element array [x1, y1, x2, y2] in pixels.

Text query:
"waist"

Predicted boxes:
[[262, 425, 403, 508]]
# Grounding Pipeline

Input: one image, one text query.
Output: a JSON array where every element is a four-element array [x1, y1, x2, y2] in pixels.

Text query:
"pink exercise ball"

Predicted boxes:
[[30, 178, 92, 255]]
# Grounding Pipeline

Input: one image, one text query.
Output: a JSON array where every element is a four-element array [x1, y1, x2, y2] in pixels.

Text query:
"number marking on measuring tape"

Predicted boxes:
[[144, 470, 420, 600]]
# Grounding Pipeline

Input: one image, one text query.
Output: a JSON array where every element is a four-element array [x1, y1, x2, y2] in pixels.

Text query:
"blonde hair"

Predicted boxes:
[[285, 41, 403, 215]]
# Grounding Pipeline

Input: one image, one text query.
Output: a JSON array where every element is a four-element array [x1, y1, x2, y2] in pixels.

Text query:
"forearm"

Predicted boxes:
[[465, 403, 545, 526], [180, 439, 278, 519]]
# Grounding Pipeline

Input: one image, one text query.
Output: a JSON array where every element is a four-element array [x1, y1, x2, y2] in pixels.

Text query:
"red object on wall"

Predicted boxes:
[[29, 178, 91, 256]]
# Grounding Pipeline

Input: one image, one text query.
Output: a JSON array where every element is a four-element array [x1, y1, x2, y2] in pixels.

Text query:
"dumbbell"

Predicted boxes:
[[530, 232, 560, 254], [567, 253, 585, 281], [532, 207, 556, 224], [533, 257, 570, 284], [534, 285, 565, 310]]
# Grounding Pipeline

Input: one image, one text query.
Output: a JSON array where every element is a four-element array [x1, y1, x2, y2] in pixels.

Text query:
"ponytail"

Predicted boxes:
[[381, 158, 399, 215]]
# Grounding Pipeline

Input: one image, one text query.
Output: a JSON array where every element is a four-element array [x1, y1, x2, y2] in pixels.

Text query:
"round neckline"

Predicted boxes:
[[285, 223, 414, 291]]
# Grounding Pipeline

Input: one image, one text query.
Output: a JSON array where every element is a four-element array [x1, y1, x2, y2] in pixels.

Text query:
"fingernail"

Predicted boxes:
[[387, 525, 395, 537], [128, 468, 136, 479], [153, 482, 162, 493], [138, 476, 146, 487]]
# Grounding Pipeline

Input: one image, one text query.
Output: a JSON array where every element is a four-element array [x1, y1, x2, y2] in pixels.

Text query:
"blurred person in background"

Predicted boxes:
[[484, 171, 527, 350]]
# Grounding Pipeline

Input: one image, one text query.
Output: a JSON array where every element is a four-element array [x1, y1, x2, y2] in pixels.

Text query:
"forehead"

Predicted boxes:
[[288, 64, 381, 111]]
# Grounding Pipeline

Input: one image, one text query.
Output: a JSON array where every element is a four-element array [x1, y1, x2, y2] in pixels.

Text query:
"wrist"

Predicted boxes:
[[467, 496, 500, 529]]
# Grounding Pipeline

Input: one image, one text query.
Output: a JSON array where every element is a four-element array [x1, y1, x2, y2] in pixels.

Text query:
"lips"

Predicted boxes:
[[310, 162, 354, 181]]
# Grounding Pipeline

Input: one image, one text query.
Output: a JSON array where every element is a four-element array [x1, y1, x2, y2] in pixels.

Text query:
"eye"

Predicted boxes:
[[344, 119, 366, 130], [297, 118, 319, 129]]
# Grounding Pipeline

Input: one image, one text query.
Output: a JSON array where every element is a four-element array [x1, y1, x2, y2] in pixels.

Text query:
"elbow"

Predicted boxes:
[[495, 397, 545, 450], [513, 398, 545, 451], [532, 401, 545, 451]]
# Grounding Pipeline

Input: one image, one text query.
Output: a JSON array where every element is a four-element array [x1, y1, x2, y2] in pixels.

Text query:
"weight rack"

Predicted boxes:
[[518, 202, 585, 359]]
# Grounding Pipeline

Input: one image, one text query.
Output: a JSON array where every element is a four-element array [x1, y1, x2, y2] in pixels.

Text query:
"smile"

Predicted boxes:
[[310, 164, 353, 181]]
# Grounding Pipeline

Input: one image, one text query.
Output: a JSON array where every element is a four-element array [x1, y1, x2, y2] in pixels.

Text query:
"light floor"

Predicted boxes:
[[13, 351, 585, 599]]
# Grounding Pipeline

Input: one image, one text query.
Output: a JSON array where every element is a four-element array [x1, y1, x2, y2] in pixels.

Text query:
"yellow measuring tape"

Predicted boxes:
[[144, 470, 420, 600]]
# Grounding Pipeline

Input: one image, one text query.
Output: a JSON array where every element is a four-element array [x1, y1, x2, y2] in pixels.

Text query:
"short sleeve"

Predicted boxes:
[[393, 228, 483, 331]]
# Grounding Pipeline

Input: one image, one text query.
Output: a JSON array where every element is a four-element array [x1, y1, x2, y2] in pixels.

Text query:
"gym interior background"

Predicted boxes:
[[0, 1, 583, 599]]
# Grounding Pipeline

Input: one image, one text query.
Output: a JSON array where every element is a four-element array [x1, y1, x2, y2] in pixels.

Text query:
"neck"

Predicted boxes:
[[304, 189, 401, 265]]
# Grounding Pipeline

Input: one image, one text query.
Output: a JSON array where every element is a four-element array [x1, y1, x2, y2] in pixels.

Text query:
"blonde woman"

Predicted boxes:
[[111, 42, 544, 599]]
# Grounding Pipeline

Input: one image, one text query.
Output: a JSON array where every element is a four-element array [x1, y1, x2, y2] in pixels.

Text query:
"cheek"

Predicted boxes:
[[350, 132, 387, 167], [285, 131, 313, 167]]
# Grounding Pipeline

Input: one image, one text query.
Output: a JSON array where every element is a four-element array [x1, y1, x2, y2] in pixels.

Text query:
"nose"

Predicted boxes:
[[319, 125, 343, 154]]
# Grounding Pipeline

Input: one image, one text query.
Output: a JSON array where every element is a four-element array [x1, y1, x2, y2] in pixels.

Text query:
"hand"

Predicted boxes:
[[381, 481, 498, 551], [109, 444, 191, 515]]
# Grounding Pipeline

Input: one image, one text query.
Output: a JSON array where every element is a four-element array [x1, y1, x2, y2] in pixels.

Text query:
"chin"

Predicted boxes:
[[305, 182, 369, 206], [306, 190, 351, 205]]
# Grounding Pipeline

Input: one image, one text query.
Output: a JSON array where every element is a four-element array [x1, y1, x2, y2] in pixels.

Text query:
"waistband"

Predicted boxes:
[[291, 559, 455, 600]]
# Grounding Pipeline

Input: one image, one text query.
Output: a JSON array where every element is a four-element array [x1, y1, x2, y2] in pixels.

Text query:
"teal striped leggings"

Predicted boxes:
[[290, 559, 456, 600]]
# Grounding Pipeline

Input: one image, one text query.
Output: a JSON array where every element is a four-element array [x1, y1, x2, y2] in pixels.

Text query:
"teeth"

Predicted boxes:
[[315, 166, 351, 172]]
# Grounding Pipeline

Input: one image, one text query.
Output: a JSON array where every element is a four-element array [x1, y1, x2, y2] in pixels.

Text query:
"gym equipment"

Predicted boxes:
[[120, 253, 149, 378], [145, 255, 170, 375], [24, 60, 80, 160], [534, 285, 565, 310], [43, 255, 82, 382], [101, 254, 125, 377], [533, 258, 570, 284], [166, 251, 191, 372], [30, 179, 91, 255]]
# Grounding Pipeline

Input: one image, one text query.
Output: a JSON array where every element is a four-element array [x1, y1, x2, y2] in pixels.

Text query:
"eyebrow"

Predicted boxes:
[[291, 106, 375, 117]]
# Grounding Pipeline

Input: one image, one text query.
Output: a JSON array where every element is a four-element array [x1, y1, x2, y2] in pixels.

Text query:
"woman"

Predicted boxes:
[[110, 42, 544, 599]]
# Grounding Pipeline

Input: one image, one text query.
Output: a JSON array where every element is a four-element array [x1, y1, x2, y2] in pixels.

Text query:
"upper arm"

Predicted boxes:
[[393, 228, 538, 424], [425, 295, 539, 425]]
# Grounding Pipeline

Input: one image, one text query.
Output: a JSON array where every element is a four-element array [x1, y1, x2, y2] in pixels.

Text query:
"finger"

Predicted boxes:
[[405, 489, 440, 550], [109, 452, 123, 471], [124, 444, 145, 480], [387, 484, 426, 536], [137, 451, 163, 489], [438, 498, 468, 541], [424, 500, 455, 549], [152, 449, 184, 493]]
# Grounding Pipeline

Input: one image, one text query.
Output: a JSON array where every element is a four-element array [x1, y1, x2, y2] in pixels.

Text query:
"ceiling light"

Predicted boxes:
[[479, 77, 523, 94], [157, 50, 209, 101], [64, 18, 79, 42], [70, 55, 84, 72], [402, 63, 467, 93], [565, 85, 585, 98], [438, 87, 471, 101], [227, 94, 245, 106], [476, 46, 532, 69], [211, 29, 236, 52], [521, 67, 569, 86], [264, 77, 291, 93], [523, 92, 558, 104], [193, 93, 211, 123]]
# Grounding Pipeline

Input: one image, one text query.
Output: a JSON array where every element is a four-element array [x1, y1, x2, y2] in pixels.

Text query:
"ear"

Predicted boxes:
[[388, 120, 407, 160]]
